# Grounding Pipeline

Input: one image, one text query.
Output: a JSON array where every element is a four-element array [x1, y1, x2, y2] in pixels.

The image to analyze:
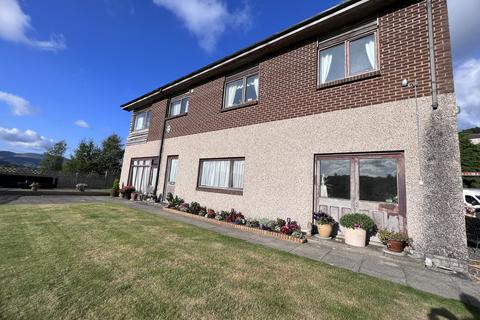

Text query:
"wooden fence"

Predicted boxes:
[[0, 166, 120, 189]]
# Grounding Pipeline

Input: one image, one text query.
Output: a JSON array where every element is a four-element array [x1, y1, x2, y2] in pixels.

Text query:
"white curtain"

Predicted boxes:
[[141, 166, 150, 193], [320, 52, 333, 84], [169, 159, 178, 183], [170, 101, 181, 116], [247, 76, 259, 101], [201, 160, 230, 187], [365, 37, 376, 69], [226, 83, 238, 107], [232, 160, 244, 189], [134, 113, 145, 130]]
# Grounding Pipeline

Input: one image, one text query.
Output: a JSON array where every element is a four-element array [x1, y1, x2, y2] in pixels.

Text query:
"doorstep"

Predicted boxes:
[[115, 198, 480, 307]]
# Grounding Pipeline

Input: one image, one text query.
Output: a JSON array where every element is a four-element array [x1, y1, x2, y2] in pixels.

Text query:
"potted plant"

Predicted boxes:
[[339, 213, 375, 247], [122, 186, 135, 200], [378, 229, 409, 253], [110, 179, 120, 197], [313, 212, 335, 238], [130, 191, 138, 201], [30, 182, 40, 191]]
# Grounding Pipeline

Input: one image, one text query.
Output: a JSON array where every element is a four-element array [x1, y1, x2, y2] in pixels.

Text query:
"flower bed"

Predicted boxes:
[[162, 193, 307, 244]]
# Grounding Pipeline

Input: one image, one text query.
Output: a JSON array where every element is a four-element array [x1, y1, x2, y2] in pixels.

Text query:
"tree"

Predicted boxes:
[[63, 139, 102, 174], [459, 132, 480, 188], [99, 134, 123, 173], [40, 140, 67, 171]]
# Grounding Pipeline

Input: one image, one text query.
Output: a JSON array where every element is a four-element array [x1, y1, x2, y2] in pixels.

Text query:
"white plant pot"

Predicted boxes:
[[344, 228, 367, 247]]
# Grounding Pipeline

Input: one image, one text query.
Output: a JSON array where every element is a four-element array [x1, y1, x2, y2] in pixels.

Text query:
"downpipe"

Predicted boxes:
[[427, 0, 438, 110]]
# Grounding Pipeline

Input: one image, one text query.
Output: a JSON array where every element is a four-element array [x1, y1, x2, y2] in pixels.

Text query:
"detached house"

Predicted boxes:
[[119, 0, 468, 271]]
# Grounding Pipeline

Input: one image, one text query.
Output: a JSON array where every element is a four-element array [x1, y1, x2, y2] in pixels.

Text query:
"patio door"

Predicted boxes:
[[314, 152, 406, 236], [163, 155, 178, 200]]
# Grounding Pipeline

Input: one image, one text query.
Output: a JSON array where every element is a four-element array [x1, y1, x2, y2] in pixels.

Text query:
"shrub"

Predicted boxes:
[[313, 212, 335, 225], [291, 230, 306, 239], [166, 193, 184, 208], [246, 219, 259, 228], [225, 209, 245, 224], [112, 179, 120, 191], [179, 203, 190, 212], [198, 206, 207, 217], [280, 221, 301, 235], [339, 213, 375, 232], [259, 218, 275, 230], [189, 202, 201, 215], [76, 183, 87, 192], [206, 209, 216, 219], [215, 211, 229, 221]]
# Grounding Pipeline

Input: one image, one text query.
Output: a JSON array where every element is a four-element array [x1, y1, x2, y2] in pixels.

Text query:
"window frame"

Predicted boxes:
[[196, 157, 245, 195], [317, 21, 380, 88], [168, 93, 190, 118], [127, 157, 159, 193], [222, 66, 259, 111], [132, 110, 151, 132]]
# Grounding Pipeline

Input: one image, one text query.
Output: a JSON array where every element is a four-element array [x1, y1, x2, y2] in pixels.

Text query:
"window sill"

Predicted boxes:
[[317, 70, 381, 90], [196, 186, 243, 196], [221, 100, 258, 113], [129, 128, 149, 135], [166, 113, 188, 120]]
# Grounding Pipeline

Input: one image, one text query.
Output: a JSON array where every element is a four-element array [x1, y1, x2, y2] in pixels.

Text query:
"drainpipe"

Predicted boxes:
[[426, 0, 438, 110], [152, 96, 169, 201]]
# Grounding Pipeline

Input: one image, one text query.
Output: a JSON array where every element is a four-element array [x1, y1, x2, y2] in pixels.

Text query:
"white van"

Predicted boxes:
[[463, 189, 480, 214]]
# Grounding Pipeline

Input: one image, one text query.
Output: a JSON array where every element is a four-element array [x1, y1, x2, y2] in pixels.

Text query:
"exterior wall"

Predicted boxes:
[[144, 0, 454, 142], [156, 94, 465, 260], [119, 140, 161, 187]]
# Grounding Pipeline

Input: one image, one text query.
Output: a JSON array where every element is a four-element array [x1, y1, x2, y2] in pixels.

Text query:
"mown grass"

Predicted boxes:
[[0, 203, 478, 319]]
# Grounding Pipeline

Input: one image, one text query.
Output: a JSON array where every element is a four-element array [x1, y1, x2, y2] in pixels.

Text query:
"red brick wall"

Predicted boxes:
[[145, 0, 453, 141]]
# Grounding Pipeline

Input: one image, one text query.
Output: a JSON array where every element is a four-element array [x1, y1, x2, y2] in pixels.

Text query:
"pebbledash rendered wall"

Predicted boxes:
[[119, 0, 468, 270], [155, 93, 468, 268]]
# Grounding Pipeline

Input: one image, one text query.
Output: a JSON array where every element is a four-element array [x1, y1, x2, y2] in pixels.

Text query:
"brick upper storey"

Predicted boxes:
[[123, 0, 454, 142]]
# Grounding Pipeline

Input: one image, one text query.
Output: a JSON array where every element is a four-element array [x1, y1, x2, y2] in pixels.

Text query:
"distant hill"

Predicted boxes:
[[0, 151, 44, 168]]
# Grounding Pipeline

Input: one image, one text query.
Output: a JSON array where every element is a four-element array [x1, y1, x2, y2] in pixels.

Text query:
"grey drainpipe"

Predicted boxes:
[[152, 97, 169, 201], [427, 0, 438, 110]]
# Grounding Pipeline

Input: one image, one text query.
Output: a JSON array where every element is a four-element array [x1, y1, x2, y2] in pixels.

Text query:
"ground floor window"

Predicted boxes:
[[129, 158, 159, 194], [198, 158, 244, 193]]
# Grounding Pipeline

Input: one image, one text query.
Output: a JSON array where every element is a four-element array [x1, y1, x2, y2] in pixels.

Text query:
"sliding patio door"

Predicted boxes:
[[314, 152, 406, 235]]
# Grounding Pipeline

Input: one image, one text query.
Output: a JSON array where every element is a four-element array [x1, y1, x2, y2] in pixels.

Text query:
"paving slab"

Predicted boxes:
[[359, 256, 407, 285], [321, 247, 365, 272]]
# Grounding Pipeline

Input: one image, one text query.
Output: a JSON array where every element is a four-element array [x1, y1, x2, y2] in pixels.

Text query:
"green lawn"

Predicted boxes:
[[0, 203, 478, 320]]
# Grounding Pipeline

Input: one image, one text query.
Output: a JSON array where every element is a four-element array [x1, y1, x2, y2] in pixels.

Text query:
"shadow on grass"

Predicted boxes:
[[429, 293, 480, 320], [0, 195, 22, 204]]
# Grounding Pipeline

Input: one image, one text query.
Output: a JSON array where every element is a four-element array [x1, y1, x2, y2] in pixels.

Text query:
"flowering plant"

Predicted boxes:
[[206, 209, 216, 219], [313, 212, 335, 225]]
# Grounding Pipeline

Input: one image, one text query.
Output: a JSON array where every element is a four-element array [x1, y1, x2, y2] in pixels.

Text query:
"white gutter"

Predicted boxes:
[[123, 0, 371, 109]]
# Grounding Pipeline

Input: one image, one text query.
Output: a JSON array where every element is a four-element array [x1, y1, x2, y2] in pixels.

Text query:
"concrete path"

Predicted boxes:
[[2, 195, 479, 308]]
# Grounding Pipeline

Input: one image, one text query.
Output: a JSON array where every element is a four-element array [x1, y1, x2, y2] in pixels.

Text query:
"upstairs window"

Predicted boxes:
[[319, 32, 378, 85], [224, 68, 259, 109], [169, 94, 189, 117], [133, 110, 151, 131]]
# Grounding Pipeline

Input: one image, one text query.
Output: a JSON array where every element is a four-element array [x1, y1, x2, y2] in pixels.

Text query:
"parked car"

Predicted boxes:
[[463, 189, 480, 214]]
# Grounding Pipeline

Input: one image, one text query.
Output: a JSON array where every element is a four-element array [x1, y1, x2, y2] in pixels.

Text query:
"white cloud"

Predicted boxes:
[[152, 0, 251, 52], [0, 0, 66, 51], [74, 120, 89, 128], [0, 127, 54, 150], [448, 0, 480, 63], [0, 91, 34, 116], [455, 58, 480, 129]]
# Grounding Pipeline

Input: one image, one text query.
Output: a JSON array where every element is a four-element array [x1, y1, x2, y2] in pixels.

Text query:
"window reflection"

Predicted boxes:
[[320, 159, 350, 199], [359, 159, 398, 202]]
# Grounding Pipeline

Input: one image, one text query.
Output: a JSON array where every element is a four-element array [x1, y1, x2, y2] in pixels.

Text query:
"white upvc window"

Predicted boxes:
[[133, 110, 151, 131], [224, 68, 259, 109], [198, 158, 245, 190], [169, 94, 189, 117]]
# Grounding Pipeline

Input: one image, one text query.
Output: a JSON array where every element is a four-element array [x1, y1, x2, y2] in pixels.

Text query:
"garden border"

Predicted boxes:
[[162, 207, 307, 244]]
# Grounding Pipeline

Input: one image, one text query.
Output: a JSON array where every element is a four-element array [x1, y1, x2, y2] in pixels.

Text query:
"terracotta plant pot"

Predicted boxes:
[[317, 223, 333, 238], [387, 239, 405, 253], [344, 228, 367, 247]]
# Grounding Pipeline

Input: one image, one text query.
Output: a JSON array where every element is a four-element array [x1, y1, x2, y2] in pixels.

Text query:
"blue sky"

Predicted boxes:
[[0, 0, 479, 156]]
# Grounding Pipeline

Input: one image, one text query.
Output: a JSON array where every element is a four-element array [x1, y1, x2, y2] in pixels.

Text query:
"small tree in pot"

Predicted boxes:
[[110, 179, 120, 197], [313, 212, 335, 238], [339, 213, 375, 247]]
